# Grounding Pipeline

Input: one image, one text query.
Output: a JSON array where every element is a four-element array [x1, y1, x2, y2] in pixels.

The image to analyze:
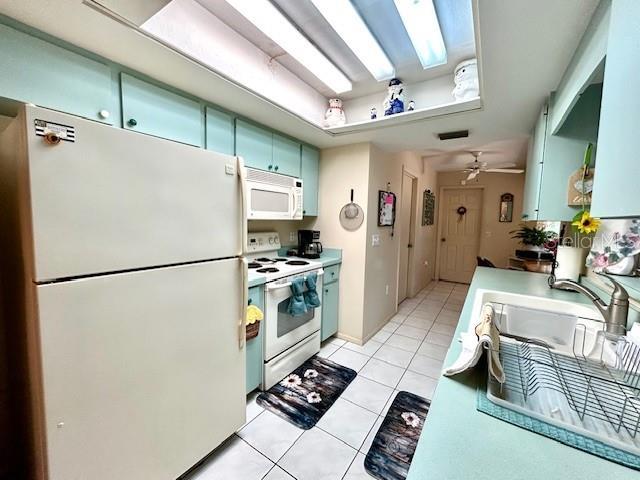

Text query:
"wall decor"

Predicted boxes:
[[499, 193, 514, 222], [422, 189, 435, 226], [456, 205, 467, 222], [383, 78, 405, 116], [378, 190, 396, 227]]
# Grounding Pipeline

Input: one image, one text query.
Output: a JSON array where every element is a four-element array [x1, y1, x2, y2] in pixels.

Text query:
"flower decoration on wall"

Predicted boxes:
[[572, 210, 601, 234]]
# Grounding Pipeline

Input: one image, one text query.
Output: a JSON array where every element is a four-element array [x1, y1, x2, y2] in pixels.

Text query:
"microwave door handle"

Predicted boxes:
[[291, 190, 297, 218]]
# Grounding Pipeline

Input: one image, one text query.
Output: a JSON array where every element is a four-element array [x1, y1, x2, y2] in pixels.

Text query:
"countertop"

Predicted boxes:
[[247, 249, 342, 288], [407, 267, 636, 480]]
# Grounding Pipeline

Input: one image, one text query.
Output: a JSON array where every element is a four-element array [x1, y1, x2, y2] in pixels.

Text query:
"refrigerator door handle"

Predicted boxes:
[[237, 156, 248, 256], [239, 257, 248, 349]]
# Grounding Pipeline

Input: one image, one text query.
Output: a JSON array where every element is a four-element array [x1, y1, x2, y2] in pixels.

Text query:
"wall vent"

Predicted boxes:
[[438, 130, 469, 140]]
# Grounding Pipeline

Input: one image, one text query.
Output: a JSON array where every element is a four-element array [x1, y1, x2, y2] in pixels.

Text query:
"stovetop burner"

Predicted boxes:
[[257, 267, 279, 273], [248, 262, 262, 269], [256, 257, 274, 263], [274, 258, 288, 262], [286, 260, 309, 266]]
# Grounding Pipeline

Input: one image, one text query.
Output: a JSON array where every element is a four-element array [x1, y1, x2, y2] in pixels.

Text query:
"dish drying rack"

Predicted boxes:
[[485, 304, 640, 457]]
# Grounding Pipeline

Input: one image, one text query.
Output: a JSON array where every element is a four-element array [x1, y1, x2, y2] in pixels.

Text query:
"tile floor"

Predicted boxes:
[[188, 281, 467, 480]]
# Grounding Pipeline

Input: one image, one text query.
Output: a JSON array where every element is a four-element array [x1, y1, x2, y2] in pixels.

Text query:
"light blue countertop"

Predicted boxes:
[[248, 276, 266, 288], [407, 267, 636, 480]]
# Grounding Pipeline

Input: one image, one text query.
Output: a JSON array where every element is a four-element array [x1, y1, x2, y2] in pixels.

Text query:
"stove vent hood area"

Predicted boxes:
[[86, 0, 480, 133]]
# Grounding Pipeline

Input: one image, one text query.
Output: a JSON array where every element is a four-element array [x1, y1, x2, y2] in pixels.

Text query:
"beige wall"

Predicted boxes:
[[312, 143, 371, 343], [248, 218, 316, 247], [437, 171, 525, 269]]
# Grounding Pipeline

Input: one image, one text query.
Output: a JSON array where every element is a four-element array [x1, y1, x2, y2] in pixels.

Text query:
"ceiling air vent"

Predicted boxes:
[[438, 130, 469, 141]]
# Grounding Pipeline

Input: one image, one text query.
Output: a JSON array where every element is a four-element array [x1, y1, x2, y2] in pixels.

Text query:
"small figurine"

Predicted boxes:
[[452, 58, 479, 101], [370, 107, 377, 120], [324, 98, 346, 128], [383, 78, 405, 116], [408, 100, 415, 111]]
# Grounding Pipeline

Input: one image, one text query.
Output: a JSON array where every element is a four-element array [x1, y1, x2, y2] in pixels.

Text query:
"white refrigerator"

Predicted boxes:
[[0, 105, 248, 480]]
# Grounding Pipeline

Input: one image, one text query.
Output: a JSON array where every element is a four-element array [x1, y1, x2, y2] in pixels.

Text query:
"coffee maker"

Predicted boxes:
[[298, 230, 323, 259]]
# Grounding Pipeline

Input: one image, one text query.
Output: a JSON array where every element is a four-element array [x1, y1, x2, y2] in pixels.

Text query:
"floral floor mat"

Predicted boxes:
[[257, 356, 357, 430], [365, 391, 431, 480]]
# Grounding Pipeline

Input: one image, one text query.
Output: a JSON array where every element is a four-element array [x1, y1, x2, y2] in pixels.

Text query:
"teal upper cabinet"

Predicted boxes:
[[591, 0, 640, 218], [235, 119, 273, 171], [0, 24, 114, 124], [121, 73, 202, 147], [547, 0, 610, 135], [521, 106, 547, 220], [205, 106, 234, 155], [272, 133, 301, 177], [301, 145, 320, 216]]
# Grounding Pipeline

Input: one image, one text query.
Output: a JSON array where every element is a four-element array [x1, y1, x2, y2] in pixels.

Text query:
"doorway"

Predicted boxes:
[[397, 170, 417, 303], [438, 187, 483, 284]]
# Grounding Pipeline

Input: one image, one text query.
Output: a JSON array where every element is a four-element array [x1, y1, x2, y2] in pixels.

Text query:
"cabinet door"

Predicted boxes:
[[235, 119, 273, 171], [205, 106, 234, 155], [246, 286, 264, 393], [0, 24, 114, 123], [521, 106, 547, 220], [321, 281, 339, 342], [273, 133, 301, 177], [591, 0, 640, 218], [121, 73, 202, 147], [301, 145, 320, 216]]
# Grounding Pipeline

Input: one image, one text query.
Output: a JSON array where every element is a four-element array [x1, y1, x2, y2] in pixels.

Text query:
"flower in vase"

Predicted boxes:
[[572, 211, 601, 234]]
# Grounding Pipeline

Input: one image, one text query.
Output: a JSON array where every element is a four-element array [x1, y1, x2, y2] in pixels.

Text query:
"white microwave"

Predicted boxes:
[[245, 167, 303, 220]]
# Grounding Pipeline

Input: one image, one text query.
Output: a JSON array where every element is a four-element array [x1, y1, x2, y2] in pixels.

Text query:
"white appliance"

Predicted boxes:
[[245, 167, 303, 220], [0, 105, 248, 480], [247, 232, 323, 389]]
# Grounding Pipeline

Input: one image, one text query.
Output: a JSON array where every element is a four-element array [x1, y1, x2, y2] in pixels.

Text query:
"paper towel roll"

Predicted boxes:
[[555, 246, 587, 281]]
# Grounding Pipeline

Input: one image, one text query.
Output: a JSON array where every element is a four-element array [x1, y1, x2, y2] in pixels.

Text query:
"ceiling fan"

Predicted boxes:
[[462, 151, 524, 181]]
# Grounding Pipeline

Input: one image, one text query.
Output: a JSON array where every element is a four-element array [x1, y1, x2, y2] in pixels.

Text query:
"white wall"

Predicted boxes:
[[313, 143, 371, 342]]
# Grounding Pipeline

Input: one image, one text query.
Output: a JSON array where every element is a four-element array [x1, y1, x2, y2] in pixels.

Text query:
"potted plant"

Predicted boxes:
[[510, 224, 556, 251]]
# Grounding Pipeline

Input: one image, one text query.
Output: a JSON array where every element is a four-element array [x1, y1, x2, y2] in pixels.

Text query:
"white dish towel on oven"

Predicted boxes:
[[443, 303, 505, 383]]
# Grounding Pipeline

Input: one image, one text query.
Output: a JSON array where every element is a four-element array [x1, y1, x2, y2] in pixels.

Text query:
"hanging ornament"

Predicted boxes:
[[457, 206, 467, 222]]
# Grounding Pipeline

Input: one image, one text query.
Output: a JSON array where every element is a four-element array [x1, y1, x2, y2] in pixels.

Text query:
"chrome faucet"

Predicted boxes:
[[549, 274, 629, 336]]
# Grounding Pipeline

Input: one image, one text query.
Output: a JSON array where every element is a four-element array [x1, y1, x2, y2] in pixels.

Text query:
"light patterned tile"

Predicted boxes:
[[327, 337, 346, 347], [344, 452, 370, 479], [408, 354, 444, 379], [359, 358, 405, 388], [425, 332, 454, 347], [343, 339, 383, 357], [372, 329, 392, 343], [190, 435, 273, 480], [394, 324, 428, 341], [359, 417, 383, 453], [402, 316, 435, 330], [385, 333, 421, 353], [263, 466, 295, 480], [430, 323, 456, 336], [417, 342, 448, 361], [279, 428, 356, 480], [397, 370, 438, 399], [245, 392, 264, 425], [329, 348, 369, 372], [316, 398, 378, 449], [342, 376, 394, 414], [317, 342, 340, 358], [237, 410, 302, 462], [373, 344, 414, 368]]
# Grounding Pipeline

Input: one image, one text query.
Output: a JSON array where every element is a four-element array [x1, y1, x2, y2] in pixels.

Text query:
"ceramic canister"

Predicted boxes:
[[555, 246, 588, 281]]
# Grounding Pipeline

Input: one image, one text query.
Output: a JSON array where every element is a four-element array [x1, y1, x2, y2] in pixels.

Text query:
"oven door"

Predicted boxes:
[[247, 181, 295, 220], [264, 270, 323, 361]]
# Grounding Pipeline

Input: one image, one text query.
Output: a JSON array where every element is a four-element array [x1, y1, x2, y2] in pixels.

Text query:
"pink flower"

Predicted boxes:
[[592, 254, 608, 268]]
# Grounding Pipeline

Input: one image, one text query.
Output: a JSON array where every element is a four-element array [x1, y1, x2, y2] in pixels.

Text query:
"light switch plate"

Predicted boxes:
[[371, 234, 380, 246]]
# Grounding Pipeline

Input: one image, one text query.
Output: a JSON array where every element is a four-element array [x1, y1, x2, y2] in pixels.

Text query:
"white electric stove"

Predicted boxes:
[[247, 232, 323, 390]]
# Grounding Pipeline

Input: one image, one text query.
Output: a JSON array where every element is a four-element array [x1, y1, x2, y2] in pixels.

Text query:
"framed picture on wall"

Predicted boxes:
[[378, 190, 396, 227], [422, 189, 435, 225]]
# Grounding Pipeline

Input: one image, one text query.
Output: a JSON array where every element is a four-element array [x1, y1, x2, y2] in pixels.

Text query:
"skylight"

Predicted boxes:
[[224, 0, 352, 94], [311, 0, 395, 82], [394, 0, 447, 69]]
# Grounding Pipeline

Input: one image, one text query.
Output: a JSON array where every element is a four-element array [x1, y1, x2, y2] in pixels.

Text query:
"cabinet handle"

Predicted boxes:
[[98, 109, 110, 120], [325, 289, 329, 293], [274, 165, 279, 171], [127, 118, 137, 127], [303, 210, 306, 215], [268, 164, 273, 170]]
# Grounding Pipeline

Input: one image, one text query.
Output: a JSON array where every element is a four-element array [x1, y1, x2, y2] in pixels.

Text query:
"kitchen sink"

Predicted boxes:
[[467, 290, 640, 461]]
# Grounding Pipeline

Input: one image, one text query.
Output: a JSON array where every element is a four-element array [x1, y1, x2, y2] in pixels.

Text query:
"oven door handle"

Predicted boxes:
[[266, 270, 324, 291]]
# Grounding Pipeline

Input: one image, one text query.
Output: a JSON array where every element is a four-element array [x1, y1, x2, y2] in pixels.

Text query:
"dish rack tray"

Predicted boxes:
[[496, 336, 640, 439]]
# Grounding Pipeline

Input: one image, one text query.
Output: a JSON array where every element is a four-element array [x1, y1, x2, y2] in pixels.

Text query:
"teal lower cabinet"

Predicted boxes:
[[120, 73, 203, 147], [246, 285, 265, 393], [0, 24, 114, 124], [301, 145, 320, 216], [205, 106, 234, 155], [321, 269, 340, 342]]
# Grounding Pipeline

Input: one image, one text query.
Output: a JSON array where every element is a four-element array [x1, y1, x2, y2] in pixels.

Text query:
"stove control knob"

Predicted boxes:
[[274, 235, 279, 244], [268, 237, 274, 245], [258, 238, 263, 245]]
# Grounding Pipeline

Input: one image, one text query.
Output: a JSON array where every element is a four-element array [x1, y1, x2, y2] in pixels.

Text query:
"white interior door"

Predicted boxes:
[[37, 259, 245, 480], [398, 172, 415, 303], [439, 188, 483, 284], [25, 106, 242, 282]]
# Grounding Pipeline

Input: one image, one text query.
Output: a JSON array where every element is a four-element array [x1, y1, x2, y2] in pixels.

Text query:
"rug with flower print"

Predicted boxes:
[[256, 355, 357, 430], [365, 391, 431, 480]]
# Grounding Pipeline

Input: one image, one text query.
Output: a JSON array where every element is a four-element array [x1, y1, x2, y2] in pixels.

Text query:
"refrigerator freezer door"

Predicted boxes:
[[24, 106, 242, 282], [36, 259, 245, 480]]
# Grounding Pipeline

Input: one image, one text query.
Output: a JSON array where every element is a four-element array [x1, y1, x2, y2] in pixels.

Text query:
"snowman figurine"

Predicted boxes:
[[452, 58, 479, 101], [383, 78, 405, 116], [324, 98, 346, 128]]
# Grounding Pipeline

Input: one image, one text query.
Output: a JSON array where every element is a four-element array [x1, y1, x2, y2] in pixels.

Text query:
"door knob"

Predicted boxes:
[[408, 244, 413, 248], [441, 238, 446, 242]]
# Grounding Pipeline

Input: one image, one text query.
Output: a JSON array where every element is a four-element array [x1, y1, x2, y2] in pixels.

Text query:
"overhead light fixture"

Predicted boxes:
[[394, 0, 447, 69], [224, 0, 352, 93], [311, 0, 394, 81]]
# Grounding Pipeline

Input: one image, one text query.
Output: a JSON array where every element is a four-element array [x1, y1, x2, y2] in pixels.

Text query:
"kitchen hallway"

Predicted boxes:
[[187, 281, 467, 480]]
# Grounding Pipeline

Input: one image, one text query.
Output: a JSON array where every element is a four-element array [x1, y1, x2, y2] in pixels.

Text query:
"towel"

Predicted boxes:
[[288, 277, 308, 316], [304, 272, 321, 309], [443, 303, 505, 383]]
